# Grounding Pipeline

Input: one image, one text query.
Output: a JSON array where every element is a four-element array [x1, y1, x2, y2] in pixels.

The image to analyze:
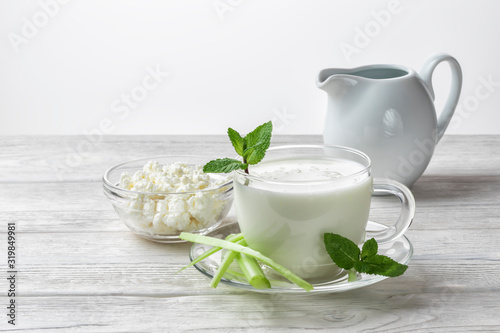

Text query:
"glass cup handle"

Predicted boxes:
[[366, 178, 416, 244]]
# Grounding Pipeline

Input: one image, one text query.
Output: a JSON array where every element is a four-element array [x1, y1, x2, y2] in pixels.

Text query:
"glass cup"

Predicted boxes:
[[234, 145, 415, 282]]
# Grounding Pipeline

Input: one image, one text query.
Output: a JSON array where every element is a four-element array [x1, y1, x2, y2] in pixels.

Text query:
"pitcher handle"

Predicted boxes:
[[419, 53, 463, 141]]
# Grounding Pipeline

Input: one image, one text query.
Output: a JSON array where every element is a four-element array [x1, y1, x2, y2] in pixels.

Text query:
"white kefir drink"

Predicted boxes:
[[234, 156, 373, 281]]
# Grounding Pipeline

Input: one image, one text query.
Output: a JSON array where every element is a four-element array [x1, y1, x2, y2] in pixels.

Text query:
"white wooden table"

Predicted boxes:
[[1, 135, 499, 332]]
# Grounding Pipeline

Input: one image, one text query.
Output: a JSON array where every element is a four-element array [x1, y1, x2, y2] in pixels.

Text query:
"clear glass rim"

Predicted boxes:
[[102, 154, 233, 196], [235, 144, 371, 185]]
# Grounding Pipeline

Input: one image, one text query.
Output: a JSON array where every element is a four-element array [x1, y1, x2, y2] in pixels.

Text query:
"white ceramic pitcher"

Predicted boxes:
[[317, 53, 462, 187]]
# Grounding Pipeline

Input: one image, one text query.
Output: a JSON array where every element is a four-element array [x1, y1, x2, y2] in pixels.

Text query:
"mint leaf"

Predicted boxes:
[[203, 158, 247, 173], [324, 233, 408, 279], [228, 128, 244, 156], [323, 233, 360, 270], [243, 144, 267, 165], [361, 238, 377, 260], [203, 121, 273, 174], [354, 254, 408, 277], [242, 121, 272, 165], [244, 121, 272, 148]]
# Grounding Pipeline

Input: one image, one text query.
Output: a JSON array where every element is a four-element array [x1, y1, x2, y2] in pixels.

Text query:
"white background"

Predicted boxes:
[[1, 0, 499, 136]]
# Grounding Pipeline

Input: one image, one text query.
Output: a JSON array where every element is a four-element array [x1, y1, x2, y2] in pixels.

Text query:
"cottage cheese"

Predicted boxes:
[[119, 161, 231, 234]]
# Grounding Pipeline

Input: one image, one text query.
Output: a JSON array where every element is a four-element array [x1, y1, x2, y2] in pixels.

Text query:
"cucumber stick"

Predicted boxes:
[[210, 240, 242, 288], [179, 232, 313, 292], [235, 252, 271, 289], [178, 233, 243, 272]]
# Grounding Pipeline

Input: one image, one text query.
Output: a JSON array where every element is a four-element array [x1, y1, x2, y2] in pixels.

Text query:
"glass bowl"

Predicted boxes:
[[103, 155, 233, 243]]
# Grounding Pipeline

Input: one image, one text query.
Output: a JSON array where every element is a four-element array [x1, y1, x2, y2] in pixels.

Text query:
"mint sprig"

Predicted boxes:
[[203, 121, 273, 174], [324, 233, 408, 280], [241, 121, 272, 165]]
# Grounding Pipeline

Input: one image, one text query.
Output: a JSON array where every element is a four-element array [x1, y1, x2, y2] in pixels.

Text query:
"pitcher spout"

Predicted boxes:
[[316, 68, 360, 94]]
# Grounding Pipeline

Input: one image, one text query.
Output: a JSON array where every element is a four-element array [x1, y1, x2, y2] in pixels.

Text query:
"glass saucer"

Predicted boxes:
[[189, 221, 413, 294]]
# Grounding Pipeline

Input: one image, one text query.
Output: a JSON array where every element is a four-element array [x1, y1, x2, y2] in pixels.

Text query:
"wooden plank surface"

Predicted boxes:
[[1, 135, 499, 332]]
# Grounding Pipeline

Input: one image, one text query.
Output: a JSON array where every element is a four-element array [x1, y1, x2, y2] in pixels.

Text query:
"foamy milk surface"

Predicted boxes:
[[235, 156, 372, 281], [250, 158, 365, 182]]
